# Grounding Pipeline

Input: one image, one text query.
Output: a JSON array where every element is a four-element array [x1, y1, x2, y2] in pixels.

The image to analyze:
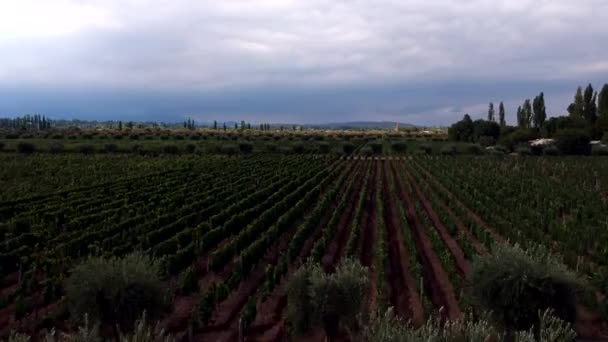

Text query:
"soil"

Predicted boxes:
[[390, 160, 462, 321]]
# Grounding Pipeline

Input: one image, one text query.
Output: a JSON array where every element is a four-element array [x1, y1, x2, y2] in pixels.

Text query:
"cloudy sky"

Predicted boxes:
[[1, 0, 607, 125]]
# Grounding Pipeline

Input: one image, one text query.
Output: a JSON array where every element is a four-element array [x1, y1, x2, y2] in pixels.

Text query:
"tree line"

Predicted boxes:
[[449, 83, 608, 154]]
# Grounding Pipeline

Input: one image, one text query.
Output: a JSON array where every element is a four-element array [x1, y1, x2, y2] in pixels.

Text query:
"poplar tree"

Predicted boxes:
[[488, 102, 495, 122]]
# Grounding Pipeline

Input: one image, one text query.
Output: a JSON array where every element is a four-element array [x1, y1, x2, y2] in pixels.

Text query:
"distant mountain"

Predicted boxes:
[[306, 121, 417, 129]]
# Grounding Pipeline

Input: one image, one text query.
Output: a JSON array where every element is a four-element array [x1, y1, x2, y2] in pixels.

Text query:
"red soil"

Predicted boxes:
[[380, 161, 424, 326], [360, 162, 378, 313], [321, 160, 365, 272], [399, 161, 471, 278], [390, 161, 462, 321]]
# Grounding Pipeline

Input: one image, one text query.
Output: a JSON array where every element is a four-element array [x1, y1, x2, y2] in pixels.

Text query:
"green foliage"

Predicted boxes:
[[78, 144, 95, 155], [478, 136, 496, 147], [17, 142, 36, 154], [532, 92, 547, 129], [49, 142, 65, 154], [542, 145, 560, 156], [265, 143, 278, 152], [178, 266, 198, 295], [470, 243, 580, 333], [65, 253, 167, 331], [119, 311, 174, 342], [185, 144, 197, 154], [498, 129, 538, 151], [0, 141, 4, 151], [464, 144, 483, 155], [473, 120, 500, 141], [440, 144, 456, 155], [417, 143, 431, 155], [448, 114, 474, 142], [104, 143, 119, 153], [602, 132, 608, 144], [391, 142, 407, 153], [318, 142, 330, 154], [238, 141, 253, 154], [287, 259, 369, 338], [161, 144, 180, 155], [554, 129, 591, 155], [369, 142, 383, 155], [292, 142, 305, 154], [342, 142, 355, 155], [362, 307, 575, 342], [591, 144, 608, 156]]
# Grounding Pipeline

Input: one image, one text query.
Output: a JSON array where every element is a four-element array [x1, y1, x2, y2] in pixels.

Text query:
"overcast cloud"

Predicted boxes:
[[1, 0, 607, 125]]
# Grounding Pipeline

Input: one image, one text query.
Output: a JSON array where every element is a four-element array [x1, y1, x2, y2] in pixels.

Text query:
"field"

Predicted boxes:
[[0, 154, 607, 340]]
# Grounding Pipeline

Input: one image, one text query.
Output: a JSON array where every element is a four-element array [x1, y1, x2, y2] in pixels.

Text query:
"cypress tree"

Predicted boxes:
[[532, 92, 546, 129], [583, 84, 597, 124], [499, 101, 506, 126], [568, 86, 584, 118], [488, 102, 495, 122]]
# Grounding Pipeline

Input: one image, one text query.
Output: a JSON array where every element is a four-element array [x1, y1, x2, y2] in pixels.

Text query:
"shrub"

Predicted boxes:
[[554, 129, 591, 155], [318, 142, 330, 154], [162, 144, 180, 155], [265, 143, 278, 153], [78, 144, 96, 155], [369, 142, 383, 155], [184, 144, 196, 154], [591, 145, 608, 156], [49, 142, 64, 154], [515, 144, 532, 156], [478, 135, 496, 147], [52, 134, 65, 139], [0, 142, 4, 151], [129, 134, 140, 140], [602, 132, 608, 145], [179, 267, 198, 295], [360, 146, 373, 157], [543, 145, 560, 156], [113, 134, 124, 140], [287, 259, 368, 339], [390, 141, 407, 154], [17, 142, 36, 154], [499, 129, 538, 151], [418, 143, 432, 155], [470, 243, 580, 334], [104, 143, 119, 154], [238, 142, 254, 154], [342, 142, 355, 155], [160, 135, 169, 140], [173, 134, 185, 140], [292, 142, 305, 154], [219, 144, 238, 155], [65, 253, 167, 332], [362, 308, 575, 342], [464, 144, 483, 155], [131, 144, 143, 154], [440, 144, 456, 156]]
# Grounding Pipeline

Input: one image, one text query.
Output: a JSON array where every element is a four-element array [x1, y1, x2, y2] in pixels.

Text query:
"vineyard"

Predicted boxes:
[[0, 154, 607, 340]]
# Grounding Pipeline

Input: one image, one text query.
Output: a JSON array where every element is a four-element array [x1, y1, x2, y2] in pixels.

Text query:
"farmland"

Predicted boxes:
[[0, 153, 607, 340]]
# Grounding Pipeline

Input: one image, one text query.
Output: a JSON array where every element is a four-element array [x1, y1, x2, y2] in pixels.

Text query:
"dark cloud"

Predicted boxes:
[[1, 0, 607, 124]]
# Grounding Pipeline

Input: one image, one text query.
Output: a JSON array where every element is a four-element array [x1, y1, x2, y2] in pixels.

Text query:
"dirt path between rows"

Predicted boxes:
[[390, 161, 462, 321], [380, 161, 424, 326], [399, 161, 471, 278]]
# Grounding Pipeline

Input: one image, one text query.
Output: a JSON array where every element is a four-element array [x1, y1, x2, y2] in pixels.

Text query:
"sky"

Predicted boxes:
[[1, 0, 608, 126]]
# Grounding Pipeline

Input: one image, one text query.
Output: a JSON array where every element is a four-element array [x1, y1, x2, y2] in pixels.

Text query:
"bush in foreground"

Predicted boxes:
[[287, 258, 368, 339], [555, 129, 591, 155], [362, 308, 575, 342], [391, 142, 407, 154], [17, 142, 35, 154], [470, 243, 580, 336], [65, 253, 167, 332]]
